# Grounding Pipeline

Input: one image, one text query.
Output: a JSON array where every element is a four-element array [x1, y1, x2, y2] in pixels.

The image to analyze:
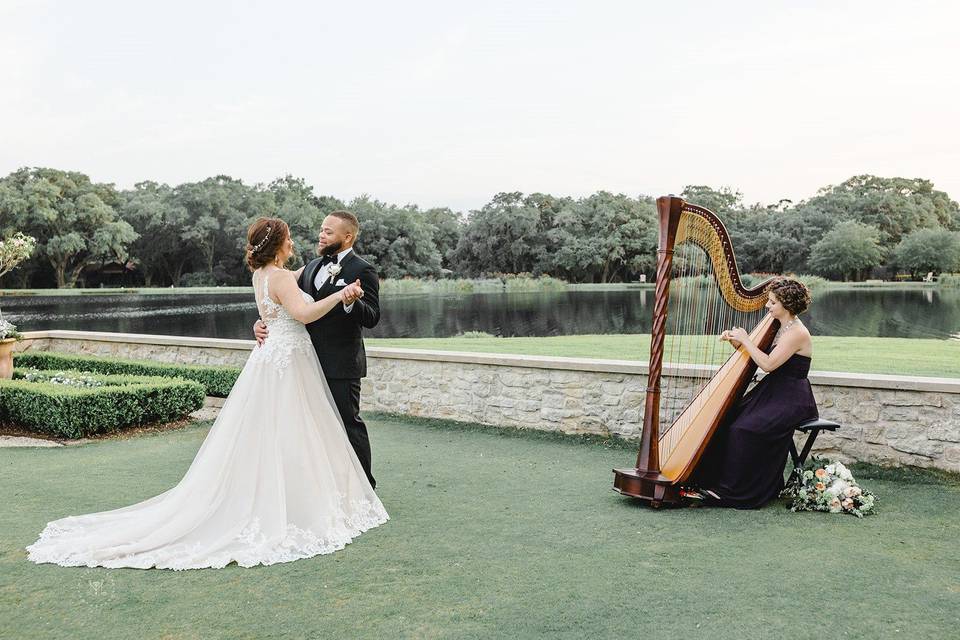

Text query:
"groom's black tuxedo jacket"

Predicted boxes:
[[297, 251, 380, 379]]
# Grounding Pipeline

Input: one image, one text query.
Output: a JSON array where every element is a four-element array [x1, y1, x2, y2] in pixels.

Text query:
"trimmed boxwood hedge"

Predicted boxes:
[[14, 351, 240, 397], [0, 368, 206, 438]]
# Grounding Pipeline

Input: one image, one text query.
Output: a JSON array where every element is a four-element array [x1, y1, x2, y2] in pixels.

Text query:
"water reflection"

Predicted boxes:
[[1, 287, 957, 340]]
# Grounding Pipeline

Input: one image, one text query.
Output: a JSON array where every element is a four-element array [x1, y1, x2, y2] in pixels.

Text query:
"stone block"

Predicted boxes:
[[601, 395, 620, 406], [834, 393, 857, 412], [884, 422, 944, 457], [831, 425, 862, 441], [927, 421, 960, 443], [517, 399, 541, 412], [862, 424, 887, 444], [879, 406, 920, 422], [600, 382, 624, 395], [816, 396, 837, 410], [487, 397, 516, 409], [497, 371, 530, 388], [852, 403, 880, 422], [541, 393, 566, 409], [883, 392, 941, 407]]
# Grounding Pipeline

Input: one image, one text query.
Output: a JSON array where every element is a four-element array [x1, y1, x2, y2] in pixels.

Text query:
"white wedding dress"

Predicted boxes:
[[26, 270, 388, 570]]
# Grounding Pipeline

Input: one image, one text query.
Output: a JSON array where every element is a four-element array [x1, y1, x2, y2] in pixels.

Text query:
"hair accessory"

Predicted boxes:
[[252, 224, 272, 254]]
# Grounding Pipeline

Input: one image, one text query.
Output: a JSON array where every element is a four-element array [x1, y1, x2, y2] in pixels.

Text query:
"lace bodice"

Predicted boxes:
[[255, 269, 313, 324], [250, 269, 314, 376]]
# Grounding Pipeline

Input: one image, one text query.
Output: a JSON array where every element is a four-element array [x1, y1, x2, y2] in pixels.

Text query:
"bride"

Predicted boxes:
[[27, 217, 388, 570]]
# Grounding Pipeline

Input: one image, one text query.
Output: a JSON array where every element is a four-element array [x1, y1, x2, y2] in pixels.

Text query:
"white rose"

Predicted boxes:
[[828, 479, 848, 495], [833, 462, 851, 480]]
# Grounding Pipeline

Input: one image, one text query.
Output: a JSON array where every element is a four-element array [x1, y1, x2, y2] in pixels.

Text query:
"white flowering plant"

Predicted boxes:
[[0, 232, 36, 280], [0, 232, 37, 337], [0, 318, 22, 341], [22, 369, 104, 388], [781, 456, 877, 518]]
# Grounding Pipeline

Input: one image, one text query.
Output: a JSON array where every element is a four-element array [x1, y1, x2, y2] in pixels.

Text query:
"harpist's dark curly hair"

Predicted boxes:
[[766, 276, 811, 316]]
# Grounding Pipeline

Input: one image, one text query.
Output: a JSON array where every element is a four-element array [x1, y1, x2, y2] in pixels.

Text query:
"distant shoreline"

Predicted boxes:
[[0, 279, 946, 297]]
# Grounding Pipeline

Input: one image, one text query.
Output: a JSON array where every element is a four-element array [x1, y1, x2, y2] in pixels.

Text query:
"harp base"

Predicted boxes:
[[612, 467, 681, 507]]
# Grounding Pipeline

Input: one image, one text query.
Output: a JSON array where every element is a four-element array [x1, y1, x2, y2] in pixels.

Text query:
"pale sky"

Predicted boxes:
[[2, 0, 958, 212]]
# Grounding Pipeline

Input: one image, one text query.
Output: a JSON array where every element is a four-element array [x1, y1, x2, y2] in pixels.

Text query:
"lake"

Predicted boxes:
[[2, 287, 958, 340]]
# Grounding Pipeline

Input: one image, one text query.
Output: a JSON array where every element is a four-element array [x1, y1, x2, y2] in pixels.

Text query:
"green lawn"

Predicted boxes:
[[368, 334, 960, 378], [3, 415, 959, 639]]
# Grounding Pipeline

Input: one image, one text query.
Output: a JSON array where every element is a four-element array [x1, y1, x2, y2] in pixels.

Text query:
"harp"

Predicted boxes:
[[612, 195, 779, 506]]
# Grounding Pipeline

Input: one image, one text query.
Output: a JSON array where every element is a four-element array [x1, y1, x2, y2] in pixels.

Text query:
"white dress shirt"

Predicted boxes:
[[314, 247, 355, 313]]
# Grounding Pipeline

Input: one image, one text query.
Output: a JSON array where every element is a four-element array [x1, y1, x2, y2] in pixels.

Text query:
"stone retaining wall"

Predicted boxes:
[[15, 330, 960, 472]]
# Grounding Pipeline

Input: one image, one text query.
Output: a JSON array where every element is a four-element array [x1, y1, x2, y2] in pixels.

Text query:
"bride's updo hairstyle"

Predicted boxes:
[[766, 276, 811, 316], [246, 217, 290, 271]]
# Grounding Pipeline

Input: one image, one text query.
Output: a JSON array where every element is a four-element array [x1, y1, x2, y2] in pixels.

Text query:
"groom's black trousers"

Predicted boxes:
[[327, 378, 375, 490]]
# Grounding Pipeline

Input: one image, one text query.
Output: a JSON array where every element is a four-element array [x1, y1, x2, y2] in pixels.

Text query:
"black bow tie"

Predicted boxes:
[[320, 254, 339, 266]]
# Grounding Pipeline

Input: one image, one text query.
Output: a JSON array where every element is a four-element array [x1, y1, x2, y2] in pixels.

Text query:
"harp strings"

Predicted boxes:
[[657, 214, 764, 462]]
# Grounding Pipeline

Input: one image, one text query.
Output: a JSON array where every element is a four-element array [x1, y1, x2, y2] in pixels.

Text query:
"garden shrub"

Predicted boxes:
[[0, 368, 205, 438], [14, 351, 240, 397]]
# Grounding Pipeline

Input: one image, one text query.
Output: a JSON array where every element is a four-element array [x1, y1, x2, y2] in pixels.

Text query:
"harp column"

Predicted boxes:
[[612, 195, 684, 502]]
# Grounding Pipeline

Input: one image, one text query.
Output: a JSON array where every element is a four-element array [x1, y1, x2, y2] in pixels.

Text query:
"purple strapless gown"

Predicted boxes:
[[694, 350, 819, 509]]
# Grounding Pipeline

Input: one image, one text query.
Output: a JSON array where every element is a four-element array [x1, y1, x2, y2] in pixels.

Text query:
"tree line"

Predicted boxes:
[[0, 167, 958, 288]]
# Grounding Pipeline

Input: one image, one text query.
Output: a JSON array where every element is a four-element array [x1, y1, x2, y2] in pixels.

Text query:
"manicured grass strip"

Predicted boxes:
[[368, 334, 960, 378], [3, 416, 959, 639]]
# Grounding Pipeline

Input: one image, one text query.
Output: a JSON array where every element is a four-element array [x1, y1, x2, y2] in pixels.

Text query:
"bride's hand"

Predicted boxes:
[[341, 280, 363, 305]]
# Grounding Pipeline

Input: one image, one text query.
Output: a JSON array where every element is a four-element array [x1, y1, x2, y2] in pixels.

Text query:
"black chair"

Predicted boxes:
[[789, 418, 841, 469]]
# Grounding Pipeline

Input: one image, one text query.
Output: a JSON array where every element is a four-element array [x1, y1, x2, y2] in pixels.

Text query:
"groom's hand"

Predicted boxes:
[[253, 319, 269, 346]]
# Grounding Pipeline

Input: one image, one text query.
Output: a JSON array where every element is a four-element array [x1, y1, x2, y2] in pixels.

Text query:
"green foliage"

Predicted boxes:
[[793, 274, 829, 290], [173, 176, 276, 285], [680, 185, 746, 219], [547, 192, 657, 282], [453, 192, 569, 278], [13, 351, 240, 397], [378, 275, 566, 295], [807, 221, 885, 281], [891, 228, 960, 277], [118, 181, 192, 286], [0, 369, 205, 438], [457, 331, 496, 339], [350, 195, 445, 279], [802, 175, 960, 245], [937, 273, 960, 287], [267, 175, 344, 271], [4, 169, 960, 287], [0, 168, 138, 288], [500, 274, 566, 291]]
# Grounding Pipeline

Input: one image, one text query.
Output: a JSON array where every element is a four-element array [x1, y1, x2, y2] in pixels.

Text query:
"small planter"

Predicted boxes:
[[0, 337, 16, 379]]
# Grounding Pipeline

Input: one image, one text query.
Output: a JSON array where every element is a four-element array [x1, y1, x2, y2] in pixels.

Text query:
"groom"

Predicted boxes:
[[255, 210, 381, 489]]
